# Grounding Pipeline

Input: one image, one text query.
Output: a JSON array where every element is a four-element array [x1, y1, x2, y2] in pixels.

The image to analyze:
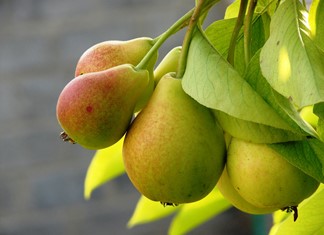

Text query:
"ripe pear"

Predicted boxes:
[[56, 64, 149, 150], [153, 46, 181, 86], [75, 37, 158, 111], [217, 166, 277, 214], [226, 137, 320, 210], [123, 73, 226, 205]]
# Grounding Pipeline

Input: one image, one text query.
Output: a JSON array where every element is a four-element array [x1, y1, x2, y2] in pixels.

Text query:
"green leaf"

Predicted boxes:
[[309, 0, 324, 51], [128, 196, 178, 228], [256, 0, 277, 16], [205, 14, 268, 75], [270, 184, 324, 235], [168, 188, 231, 235], [244, 50, 317, 138], [182, 27, 311, 143], [214, 110, 305, 143], [314, 102, 324, 119], [269, 139, 324, 183], [260, 0, 324, 108], [205, 17, 237, 56], [84, 137, 125, 199], [182, 27, 283, 128], [224, 0, 276, 19], [314, 102, 324, 140], [224, 0, 241, 19], [272, 209, 291, 224]]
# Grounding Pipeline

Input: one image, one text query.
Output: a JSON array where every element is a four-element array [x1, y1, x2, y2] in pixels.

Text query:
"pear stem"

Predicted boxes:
[[176, 0, 206, 78], [244, 0, 257, 66], [135, 8, 195, 71], [227, 0, 248, 66]]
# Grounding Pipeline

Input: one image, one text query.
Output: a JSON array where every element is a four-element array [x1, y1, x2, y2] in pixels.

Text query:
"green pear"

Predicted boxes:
[[123, 73, 226, 205], [153, 46, 181, 86], [56, 64, 149, 150], [75, 37, 158, 111], [226, 137, 320, 210], [217, 166, 277, 214], [300, 105, 319, 129]]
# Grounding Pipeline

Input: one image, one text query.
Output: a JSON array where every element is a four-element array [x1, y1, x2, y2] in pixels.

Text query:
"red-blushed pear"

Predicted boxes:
[[75, 37, 157, 76], [56, 64, 149, 150], [226, 137, 320, 219], [153, 46, 181, 86], [217, 166, 277, 214], [75, 37, 158, 111], [122, 73, 226, 205]]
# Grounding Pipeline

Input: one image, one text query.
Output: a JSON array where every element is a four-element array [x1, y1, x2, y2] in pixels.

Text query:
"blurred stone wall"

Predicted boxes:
[[0, 0, 269, 234]]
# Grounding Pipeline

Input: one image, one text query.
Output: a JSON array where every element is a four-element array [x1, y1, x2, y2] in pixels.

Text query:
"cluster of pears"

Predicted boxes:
[[56, 39, 226, 205], [56, 37, 319, 214]]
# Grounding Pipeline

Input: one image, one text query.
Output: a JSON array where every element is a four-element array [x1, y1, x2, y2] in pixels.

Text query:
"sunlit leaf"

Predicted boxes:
[[272, 209, 290, 224], [84, 137, 125, 199], [168, 188, 231, 235], [128, 196, 179, 228], [244, 50, 317, 138], [182, 27, 310, 143], [260, 0, 324, 108], [309, 0, 324, 50], [224, 0, 276, 19], [224, 0, 241, 19], [270, 184, 324, 235], [183, 27, 283, 128]]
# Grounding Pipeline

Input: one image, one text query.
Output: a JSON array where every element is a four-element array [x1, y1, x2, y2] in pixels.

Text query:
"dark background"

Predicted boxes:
[[0, 0, 271, 234]]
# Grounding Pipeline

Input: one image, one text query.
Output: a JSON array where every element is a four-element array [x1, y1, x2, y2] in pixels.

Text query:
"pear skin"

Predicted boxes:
[[226, 138, 320, 210], [217, 166, 277, 214], [123, 73, 226, 204], [153, 46, 181, 86], [75, 37, 157, 76], [75, 37, 158, 111], [56, 64, 149, 149]]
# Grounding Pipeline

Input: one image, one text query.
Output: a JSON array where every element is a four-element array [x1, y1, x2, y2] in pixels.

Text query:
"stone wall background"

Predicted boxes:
[[0, 0, 270, 234]]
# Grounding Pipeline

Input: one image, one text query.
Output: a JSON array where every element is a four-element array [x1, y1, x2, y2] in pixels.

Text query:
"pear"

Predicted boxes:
[[300, 105, 319, 129], [218, 133, 276, 214], [75, 37, 157, 76], [75, 37, 158, 111], [56, 64, 149, 150], [123, 73, 226, 205], [153, 46, 181, 86], [226, 137, 320, 211], [217, 166, 277, 214]]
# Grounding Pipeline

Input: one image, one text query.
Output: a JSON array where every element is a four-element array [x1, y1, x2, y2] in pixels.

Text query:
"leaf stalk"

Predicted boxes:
[[136, 8, 194, 71], [244, 0, 258, 66], [176, 0, 206, 78], [227, 0, 249, 66]]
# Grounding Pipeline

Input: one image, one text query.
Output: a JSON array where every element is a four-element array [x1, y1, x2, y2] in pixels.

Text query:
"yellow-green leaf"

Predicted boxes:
[[84, 137, 125, 199], [168, 188, 231, 235], [270, 184, 324, 235], [182, 27, 302, 133], [309, 0, 324, 51], [260, 0, 324, 108], [224, 0, 240, 19], [272, 210, 291, 225], [128, 195, 179, 228]]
